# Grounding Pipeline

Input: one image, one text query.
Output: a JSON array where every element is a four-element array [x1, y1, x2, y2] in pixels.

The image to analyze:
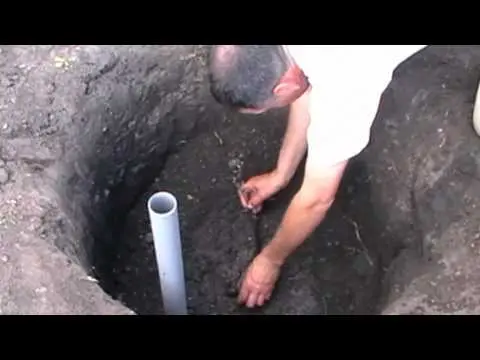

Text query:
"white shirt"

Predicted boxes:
[[285, 45, 426, 173]]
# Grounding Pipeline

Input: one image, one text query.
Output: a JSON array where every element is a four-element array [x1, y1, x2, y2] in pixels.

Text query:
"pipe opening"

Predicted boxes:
[[149, 192, 177, 215]]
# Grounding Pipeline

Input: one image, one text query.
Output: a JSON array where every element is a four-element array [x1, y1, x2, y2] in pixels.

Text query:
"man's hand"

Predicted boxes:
[[238, 170, 285, 214], [237, 252, 281, 308]]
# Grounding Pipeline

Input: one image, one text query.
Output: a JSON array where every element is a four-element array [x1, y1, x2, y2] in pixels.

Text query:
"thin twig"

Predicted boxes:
[[345, 216, 374, 267], [213, 131, 224, 146]]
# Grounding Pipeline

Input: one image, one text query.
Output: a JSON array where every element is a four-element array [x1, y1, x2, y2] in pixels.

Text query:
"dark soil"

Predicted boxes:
[[3, 45, 480, 315]]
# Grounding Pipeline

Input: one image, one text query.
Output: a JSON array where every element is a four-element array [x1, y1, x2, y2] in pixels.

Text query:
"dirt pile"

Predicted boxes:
[[1, 45, 480, 314], [361, 45, 480, 313]]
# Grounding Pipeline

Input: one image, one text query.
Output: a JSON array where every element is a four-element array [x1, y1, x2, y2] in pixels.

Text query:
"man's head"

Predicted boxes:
[[208, 45, 310, 114]]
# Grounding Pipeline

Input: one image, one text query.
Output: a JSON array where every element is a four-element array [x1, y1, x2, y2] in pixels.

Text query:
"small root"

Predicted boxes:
[[345, 216, 374, 267], [213, 131, 224, 146]]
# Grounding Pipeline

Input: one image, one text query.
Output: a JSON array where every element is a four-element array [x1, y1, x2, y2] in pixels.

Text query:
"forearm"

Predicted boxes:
[[261, 160, 348, 265], [261, 192, 331, 265], [275, 95, 310, 185]]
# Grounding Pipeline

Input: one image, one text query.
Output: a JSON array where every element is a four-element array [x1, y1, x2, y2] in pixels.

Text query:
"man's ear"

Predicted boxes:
[[273, 81, 300, 98], [273, 63, 306, 98]]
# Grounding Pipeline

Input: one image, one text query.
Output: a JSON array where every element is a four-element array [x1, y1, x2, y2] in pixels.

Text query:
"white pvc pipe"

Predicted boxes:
[[473, 80, 480, 137], [147, 191, 187, 315]]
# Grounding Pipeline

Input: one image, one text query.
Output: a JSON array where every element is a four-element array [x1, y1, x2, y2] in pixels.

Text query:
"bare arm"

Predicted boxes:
[[274, 92, 311, 187], [261, 159, 348, 265]]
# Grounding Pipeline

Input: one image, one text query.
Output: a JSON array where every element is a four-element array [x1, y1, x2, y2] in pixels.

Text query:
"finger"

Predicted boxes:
[[246, 292, 259, 308], [238, 193, 249, 208], [237, 187, 249, 208], [238, 187, 254, 209], [256, 294, 265, 306], [237, 278, 249, 304], [247, 193, 264, 209]]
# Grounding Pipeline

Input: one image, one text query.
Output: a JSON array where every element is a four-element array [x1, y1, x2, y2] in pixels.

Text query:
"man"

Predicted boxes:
[[207, 45, 426, 308]]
